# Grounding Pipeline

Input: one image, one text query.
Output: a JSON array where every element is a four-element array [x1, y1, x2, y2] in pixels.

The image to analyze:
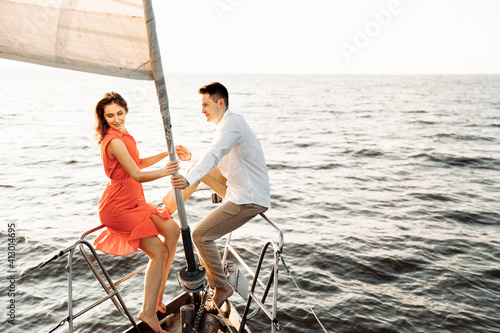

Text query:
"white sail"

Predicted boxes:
[[0, 0, 153, 80], [0, 0, 197, 283]]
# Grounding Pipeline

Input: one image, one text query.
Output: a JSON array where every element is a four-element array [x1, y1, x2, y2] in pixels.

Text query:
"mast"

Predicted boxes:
[[142, 0, 206, 292]]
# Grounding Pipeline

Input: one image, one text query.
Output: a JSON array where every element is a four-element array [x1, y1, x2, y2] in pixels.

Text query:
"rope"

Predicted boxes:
[[280, 255, 329, 333], [191, 285, 209, 333], [203, 289, 233, 331], [275, 320, 284, 333]]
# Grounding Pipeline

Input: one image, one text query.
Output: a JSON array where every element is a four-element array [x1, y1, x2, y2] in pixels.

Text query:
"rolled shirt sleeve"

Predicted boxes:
[[184, 109, 271, 208], [185, 114, 242, 186]]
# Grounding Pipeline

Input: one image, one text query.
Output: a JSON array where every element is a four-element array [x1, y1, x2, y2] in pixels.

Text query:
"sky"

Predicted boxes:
[[1, 0, 499, 75], [153, 0, 500, 74]]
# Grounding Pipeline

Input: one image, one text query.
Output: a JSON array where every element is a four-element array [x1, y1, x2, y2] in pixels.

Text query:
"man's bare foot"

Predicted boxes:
[[213, 285, 234, 307], [206, 284, 234, 313], [156, 302, 166, 313], [138, 311, 168, 333]]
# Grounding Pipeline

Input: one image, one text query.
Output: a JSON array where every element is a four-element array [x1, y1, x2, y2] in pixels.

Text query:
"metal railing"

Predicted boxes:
[[53, 211, 284, 333], [50, 227, 142, 333], [221, 212, 284, 333], [79, 226, 147, 316]]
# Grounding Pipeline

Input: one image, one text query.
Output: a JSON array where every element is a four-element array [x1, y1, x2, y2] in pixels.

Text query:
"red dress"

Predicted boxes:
[[93, 128, 172, 255]]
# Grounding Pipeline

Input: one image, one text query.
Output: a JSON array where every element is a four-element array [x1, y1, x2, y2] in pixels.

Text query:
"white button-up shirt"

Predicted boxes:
[[185, 109, 271, 208]]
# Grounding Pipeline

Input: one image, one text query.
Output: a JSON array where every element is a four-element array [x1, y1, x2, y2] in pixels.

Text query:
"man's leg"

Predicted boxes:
[[192, 202, 267, 307]]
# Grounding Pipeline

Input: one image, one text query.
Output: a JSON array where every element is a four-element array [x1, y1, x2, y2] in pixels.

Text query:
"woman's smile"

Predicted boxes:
[[104, 103, 127, 132]]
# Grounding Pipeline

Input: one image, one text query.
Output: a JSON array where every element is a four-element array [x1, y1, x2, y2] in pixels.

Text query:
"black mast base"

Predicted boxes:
[[179, 265, 207, 293]]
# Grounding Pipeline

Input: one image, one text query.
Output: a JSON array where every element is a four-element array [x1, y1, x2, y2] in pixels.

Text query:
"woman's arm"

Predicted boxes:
[[108, 139, 178, 183], [139, 151, 169, 169]]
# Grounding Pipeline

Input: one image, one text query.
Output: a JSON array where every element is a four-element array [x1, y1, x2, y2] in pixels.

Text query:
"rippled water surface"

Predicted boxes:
[[1, 67, 500, 333]]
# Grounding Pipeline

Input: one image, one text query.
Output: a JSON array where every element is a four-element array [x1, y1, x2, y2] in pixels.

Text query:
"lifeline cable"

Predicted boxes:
[[4, 244, 187, 294], [0, 247, 69, 293], [279, 255, 329, 333]]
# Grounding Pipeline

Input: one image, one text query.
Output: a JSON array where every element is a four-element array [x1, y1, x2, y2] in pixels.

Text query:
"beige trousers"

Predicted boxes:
[[193, 201, 267, 287]]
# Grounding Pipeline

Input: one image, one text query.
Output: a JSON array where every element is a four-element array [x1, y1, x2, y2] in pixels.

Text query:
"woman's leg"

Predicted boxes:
[[138, 236, 168, 333], [199, 166, 227, 199], [162, 181, 200, 213], [163, 166, 227, 213], [152, 215, 180, 312]]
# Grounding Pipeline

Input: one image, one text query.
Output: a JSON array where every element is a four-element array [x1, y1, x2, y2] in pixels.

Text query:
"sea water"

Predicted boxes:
[[1, 66, 499, 332]]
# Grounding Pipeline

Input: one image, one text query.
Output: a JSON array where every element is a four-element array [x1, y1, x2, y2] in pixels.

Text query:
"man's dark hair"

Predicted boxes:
[[198, 82, 229, 109]]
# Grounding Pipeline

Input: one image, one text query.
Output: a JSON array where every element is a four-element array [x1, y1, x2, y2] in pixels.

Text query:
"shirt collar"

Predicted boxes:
[[218, 108, 232, 125]]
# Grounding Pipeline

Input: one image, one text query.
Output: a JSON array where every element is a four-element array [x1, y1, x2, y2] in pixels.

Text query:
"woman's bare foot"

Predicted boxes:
[[156, 302, 166, 313], [138, 311, 168, 333]]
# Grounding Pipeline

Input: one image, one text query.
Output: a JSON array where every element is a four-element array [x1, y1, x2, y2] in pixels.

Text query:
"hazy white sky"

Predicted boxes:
[[153, 0, 500, 74], [1, 0, 498, 75]]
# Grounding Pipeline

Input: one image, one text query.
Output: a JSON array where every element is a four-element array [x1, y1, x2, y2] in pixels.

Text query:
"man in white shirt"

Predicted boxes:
[[170, 82, 270, 311]]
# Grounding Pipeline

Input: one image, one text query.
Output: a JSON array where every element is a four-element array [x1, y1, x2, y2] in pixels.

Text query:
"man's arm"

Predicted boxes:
[[171, 117, 241, 189], [186, 119, 241, 185]]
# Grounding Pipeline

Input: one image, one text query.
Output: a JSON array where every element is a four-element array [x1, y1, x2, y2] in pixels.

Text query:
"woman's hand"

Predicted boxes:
[[175, 145, 192, 161], [163, 161, 180, 176]]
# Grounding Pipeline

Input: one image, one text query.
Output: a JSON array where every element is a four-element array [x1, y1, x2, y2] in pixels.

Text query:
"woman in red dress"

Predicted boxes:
[[93, 92, 179, 333]]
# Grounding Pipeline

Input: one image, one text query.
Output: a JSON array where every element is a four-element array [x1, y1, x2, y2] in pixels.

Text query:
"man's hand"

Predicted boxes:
[[171, 174, 189, 189], [175, 145, 192, 161]]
